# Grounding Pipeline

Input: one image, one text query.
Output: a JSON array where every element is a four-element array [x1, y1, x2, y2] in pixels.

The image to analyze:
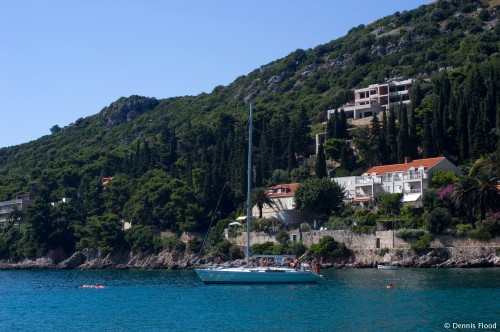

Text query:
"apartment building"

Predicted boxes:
[[0, 194, 35, 225], [333, 157, 461, 208], [327, 78, 415, 121]]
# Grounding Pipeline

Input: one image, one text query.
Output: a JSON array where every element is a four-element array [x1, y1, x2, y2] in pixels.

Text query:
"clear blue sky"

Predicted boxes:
[[0, 0, 433, 148]]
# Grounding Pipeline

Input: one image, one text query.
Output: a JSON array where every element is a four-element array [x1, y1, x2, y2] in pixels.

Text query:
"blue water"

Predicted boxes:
[[0, 268, 498, 332]]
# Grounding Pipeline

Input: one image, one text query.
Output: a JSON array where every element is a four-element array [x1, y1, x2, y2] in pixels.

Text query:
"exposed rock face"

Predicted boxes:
[[99, 95, 159, 128], [0, 249, 199, 270], [0, 245, 498, 270]]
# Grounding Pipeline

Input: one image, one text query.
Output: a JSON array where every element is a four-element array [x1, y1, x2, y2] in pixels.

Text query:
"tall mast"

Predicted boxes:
[[246, 103, 253, 264]]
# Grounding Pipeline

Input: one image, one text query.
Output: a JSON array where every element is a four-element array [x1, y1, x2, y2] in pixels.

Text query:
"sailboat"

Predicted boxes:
[[195, 103, 324, 284]]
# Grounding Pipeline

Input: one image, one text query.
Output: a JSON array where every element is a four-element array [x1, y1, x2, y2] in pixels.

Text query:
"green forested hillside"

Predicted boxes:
[[0, 0, 499, 259]]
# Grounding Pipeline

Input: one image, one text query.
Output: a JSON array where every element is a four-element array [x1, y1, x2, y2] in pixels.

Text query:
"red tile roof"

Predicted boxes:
[[365, 157, 445, 175], [267, 183, 299, 198], [101, 177, 114, 186]]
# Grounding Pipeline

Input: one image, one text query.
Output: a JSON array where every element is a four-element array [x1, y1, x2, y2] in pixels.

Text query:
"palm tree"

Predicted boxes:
[[251, 187, 274, 219], [479, 151, 500, 178], [473, 175, 500, 222], [450, 176, 478, 227], [451, 175, 500, 227]]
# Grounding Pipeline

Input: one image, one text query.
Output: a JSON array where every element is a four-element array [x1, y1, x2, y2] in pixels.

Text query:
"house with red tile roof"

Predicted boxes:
[[101, 177, 114, 186], [333, 157, 461, 207], [251, 183, 311, 224]]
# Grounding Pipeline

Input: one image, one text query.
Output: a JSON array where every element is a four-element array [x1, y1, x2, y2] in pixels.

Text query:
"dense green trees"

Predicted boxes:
[[0, 0, 499, 259]]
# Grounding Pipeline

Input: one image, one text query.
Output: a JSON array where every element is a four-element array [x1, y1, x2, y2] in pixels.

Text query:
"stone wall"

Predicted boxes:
[[300, 230, 410, 250], [232, 230, 500, 251]]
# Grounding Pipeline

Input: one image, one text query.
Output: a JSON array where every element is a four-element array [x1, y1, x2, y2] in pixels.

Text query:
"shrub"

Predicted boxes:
[[252, 242, 276, 255], [187, 237, 203, 254], [275, 230, 290, 245], [425, 207, 452, 234], [395, 249, 404, 259], [481, 213, 500, 237], [289, 242, 307, 256], [411, 233, 434, 252], [467, 229, 492, 241], [376, 248, 389, 256], [454, 224, 472, 237], [300, 223, 311, 231], [308, 236, 348, 257], [351, 225, 376, 233], [326, 217, 352, 230], [395, 229, 427, 242], [159, 236, 186, 253]]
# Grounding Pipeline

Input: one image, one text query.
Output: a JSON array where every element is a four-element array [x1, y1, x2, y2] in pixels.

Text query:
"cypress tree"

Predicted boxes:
[[397, 104, 411, 162], [169, 129, 177, 174], [410, 79, 424, 111], [369, 113, 382, 164], [340, 143, 355, 171], [316, 142, 327, 179], [333, 109, 340, 138], [339, 109, 348, 139], [381, 110, 388, 164], [409, 107, 418, 159], [422, 111, 434, 158], [158, 126, 173, 172], [456, 96, 469, 160], [326, 117, 335, 139], [387, 108, 398, 164], [295, 106, 310, 154]]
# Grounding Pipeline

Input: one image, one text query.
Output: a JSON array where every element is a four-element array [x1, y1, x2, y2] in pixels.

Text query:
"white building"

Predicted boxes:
[[333, 157, 461, 208], [251, 183, 312, 224], [0, 194, 35, 225], [327, 78, 415, 120]]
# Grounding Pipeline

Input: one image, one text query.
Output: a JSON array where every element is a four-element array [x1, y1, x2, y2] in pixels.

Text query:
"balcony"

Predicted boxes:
[[403, 189, 422, 194], [355, 177, 382, 185]]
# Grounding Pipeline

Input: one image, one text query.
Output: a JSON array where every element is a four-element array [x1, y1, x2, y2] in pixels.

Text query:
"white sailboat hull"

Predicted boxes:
[[195, 267, 324, 284]]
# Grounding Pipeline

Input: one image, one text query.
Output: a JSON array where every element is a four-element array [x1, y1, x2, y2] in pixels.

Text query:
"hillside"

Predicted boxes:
[[0, 0, 498, 231]]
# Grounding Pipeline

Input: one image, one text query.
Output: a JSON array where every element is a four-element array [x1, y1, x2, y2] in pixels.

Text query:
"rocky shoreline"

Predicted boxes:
[[0, 246, 499, 270]]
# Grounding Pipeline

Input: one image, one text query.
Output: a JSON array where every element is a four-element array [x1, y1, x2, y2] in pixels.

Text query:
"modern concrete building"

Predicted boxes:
[[327, 78, 415, 120], [0, 194, 35, 225]]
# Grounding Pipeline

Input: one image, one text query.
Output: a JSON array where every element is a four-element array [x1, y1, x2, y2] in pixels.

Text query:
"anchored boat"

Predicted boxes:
[[195, 103, 323, 284]]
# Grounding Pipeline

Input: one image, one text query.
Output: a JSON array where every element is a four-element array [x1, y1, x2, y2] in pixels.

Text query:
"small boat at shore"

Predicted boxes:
[[377, 264, 400, 270]]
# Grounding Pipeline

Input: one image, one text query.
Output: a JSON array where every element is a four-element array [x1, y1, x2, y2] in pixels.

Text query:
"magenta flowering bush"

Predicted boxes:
[[438, 184, 454, 200]]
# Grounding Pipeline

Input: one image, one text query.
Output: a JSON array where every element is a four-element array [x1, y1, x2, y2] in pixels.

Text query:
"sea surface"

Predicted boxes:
[[0, 268, 498, 332]]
